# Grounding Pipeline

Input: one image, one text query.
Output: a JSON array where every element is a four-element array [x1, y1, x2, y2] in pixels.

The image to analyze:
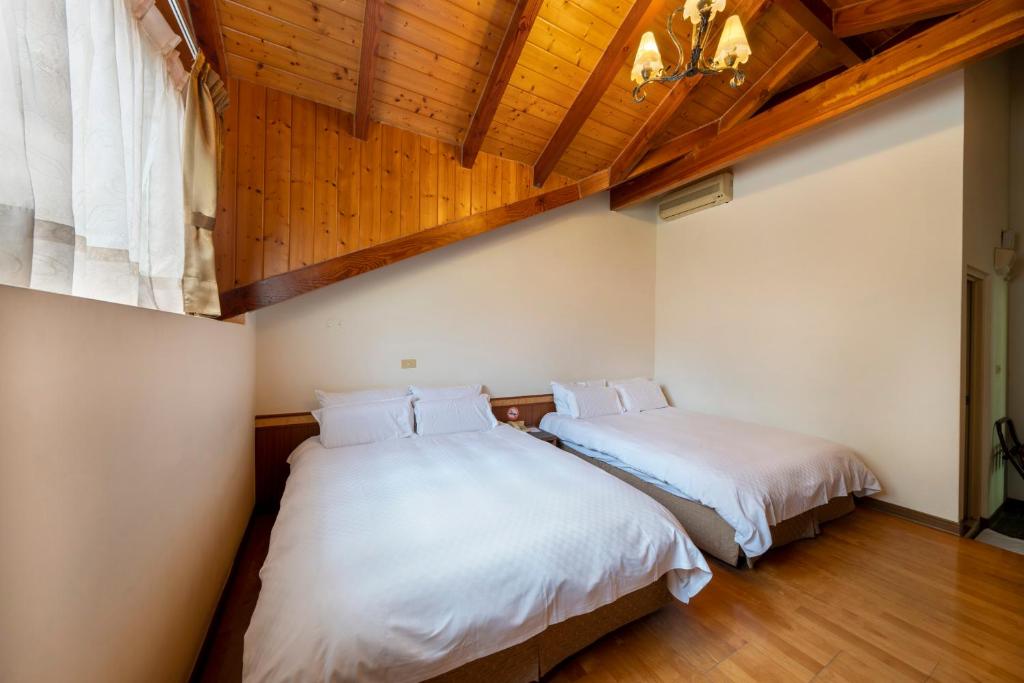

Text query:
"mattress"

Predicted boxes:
[[541, 408, 881, 558], [243, 424, 711, 683]]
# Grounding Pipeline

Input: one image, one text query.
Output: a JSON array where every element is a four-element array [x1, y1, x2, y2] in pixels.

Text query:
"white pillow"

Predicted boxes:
[[551, 379, 607, 414], [409, 384, 483, 400], [313, 397, 414, 448], [315, 386, 409, 407], [564, 385, 623, 419], [414, 394, 498, 436], [613, 379, 668, 413]]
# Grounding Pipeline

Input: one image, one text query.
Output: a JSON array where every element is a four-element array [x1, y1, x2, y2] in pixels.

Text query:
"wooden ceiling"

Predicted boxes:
[[201, 0, 1011, 184], [189, 0, 1024, 316]]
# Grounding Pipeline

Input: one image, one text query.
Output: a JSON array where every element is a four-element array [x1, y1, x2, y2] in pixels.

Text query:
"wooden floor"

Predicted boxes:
[[192, 507, 1024, 683]]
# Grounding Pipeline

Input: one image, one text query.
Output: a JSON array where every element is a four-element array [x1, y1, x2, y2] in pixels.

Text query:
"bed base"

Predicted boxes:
[[561, 444, 855, 567], [426, 577, 672, 683]]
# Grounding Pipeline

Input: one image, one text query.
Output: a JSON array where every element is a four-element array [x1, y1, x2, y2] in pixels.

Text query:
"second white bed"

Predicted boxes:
[[541, 407, 881, 559], [243, 424, 711, 683]]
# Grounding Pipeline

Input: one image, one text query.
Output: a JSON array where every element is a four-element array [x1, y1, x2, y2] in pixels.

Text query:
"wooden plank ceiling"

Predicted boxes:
[[194, 0, 1023, 316], [210, 0, 849, 179]]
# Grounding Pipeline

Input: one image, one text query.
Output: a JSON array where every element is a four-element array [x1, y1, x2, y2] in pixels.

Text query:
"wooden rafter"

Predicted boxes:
[[531, 0, 664, 188], [607, 0, 772, 185], [833, 0, 981, 37], [618, 31, 818, 181], [776, 0, 862, 67], [627, 122, 718, 178], [461, 0, 544, 169], [870, 17, 946, 54], [610, 0, 1024, 209], [353, 0, 383, 140], [718, 32, 820, 132], [187, 0, 228, 75]]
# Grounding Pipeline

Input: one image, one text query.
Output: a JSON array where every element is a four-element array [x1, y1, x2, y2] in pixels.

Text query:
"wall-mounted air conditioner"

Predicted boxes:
[[658, 172, 733, 222]]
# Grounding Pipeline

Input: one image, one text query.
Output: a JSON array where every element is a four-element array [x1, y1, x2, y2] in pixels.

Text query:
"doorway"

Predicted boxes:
[[961, 274, 985, 534]]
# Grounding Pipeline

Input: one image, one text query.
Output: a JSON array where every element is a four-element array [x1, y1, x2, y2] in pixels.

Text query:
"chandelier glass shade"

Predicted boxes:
[[631, 0, 752, 103]]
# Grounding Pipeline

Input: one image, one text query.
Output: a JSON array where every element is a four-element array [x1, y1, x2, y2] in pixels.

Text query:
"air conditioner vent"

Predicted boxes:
[[658, 172, 733, 222]]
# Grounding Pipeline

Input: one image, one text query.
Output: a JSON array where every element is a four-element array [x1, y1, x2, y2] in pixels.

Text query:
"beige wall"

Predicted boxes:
[[1009, 46, 1024, 500], [653, 74, 966, 521], [251, 194, 656, 414], [963, 55, 1011, 517], [0, 285, 255, 683]]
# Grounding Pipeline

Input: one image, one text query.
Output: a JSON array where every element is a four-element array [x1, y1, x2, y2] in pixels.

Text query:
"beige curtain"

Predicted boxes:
[[181, 52, 226, 317], [2, 0, 188, 312]]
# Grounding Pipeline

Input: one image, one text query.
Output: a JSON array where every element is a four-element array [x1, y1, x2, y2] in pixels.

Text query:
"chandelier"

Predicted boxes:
[[631, 0, 752, 103]]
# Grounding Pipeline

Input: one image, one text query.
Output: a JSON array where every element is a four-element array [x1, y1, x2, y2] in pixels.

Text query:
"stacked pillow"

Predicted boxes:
[[315, 386, 410, 406], [409, 384, 482, 400], [610, 377, 668, 413], [551, 379, 623, 419], [311, 384, 497, 448], [551, 377, 668, 419], [312, 396, 415, 449], [413, 392, 497, 436]]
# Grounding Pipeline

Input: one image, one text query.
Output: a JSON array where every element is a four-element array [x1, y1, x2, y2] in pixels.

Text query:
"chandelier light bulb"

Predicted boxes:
[[683, 0, 726, 24], [632, 31, 665, 85], [714, 15, 751, 68]]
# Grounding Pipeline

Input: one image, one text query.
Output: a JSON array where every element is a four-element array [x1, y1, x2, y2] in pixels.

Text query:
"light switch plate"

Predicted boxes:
[[401, 359, 417, 369]]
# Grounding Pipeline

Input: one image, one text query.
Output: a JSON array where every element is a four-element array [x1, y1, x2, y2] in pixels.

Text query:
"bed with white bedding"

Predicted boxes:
[[540, 407, 881, 563], [243, 423, 711, 683]]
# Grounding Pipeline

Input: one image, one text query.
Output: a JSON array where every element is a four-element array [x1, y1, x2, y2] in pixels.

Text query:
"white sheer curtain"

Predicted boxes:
[[0, 0, 186, 312]]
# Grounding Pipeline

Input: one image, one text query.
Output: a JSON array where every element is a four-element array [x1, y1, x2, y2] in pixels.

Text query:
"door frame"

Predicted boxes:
[[960, 268, 987, 533]]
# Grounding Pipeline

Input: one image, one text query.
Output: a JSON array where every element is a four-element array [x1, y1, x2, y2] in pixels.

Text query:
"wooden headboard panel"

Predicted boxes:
[[488, 394, 556, 427], [253, 394, 556, 511]]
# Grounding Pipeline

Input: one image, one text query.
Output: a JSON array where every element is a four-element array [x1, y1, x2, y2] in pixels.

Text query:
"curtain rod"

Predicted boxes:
[[166, 0, 199, 60]]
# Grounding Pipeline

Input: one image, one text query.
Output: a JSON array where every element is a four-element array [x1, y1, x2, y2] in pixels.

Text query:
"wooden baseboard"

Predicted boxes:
[[857, 497, 960, 535]]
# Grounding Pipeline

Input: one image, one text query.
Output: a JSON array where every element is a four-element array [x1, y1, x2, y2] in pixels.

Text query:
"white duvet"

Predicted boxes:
[[243, 424, 711, 683], [540, 408, 881, 558]]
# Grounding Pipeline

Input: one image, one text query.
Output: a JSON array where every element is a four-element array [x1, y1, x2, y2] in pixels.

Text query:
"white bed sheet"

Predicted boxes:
[[541, 408, 881, 558], [243, 424, 711, 683]]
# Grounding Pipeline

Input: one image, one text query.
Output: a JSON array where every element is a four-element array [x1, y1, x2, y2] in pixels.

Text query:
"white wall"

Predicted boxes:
[[963, 55, 1011, 517], [654, 74, 966, 521], [0, 286, 255, 683], [1009, 46, 1024, 500], [252, 194, 657, 414]]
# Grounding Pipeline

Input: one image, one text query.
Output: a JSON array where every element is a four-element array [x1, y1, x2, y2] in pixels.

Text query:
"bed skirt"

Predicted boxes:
[[425, 576, 672, 683], [561, 444, 855, 567]]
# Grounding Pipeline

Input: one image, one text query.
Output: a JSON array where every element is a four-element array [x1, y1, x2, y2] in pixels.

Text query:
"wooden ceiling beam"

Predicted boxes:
[[718, 32, 820, 132], [610, 0, 1024, 209], [187, 0, 228, 75], [870, 17, 946, 54], [607, 0, 772, 185], [461, 0, 544, 169], [618, 31, 817, 182], [760, 65, 843, 110], [218, 175, 613, 317], [353, 0, 384, 140], [626, 122, 718, 178], [833, 0, 981, 38], [531, 0, 665, 188], [776, 0, 862, 68]]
